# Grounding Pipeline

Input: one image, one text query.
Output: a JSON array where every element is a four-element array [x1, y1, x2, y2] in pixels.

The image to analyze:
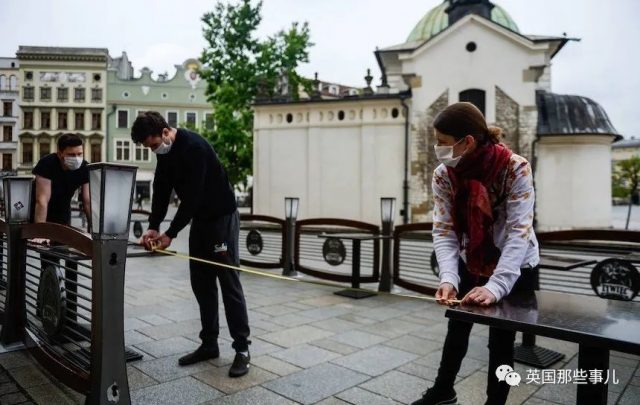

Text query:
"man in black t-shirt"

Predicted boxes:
[[32, 134, 90, 240], [132, 111, 251, 378]]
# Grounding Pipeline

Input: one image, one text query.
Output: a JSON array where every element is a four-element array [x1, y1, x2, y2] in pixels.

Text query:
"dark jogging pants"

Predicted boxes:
[[188, 210, 250, 352]]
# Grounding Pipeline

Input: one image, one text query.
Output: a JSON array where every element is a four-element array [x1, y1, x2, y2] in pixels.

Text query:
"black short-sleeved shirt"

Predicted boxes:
[[32, 154, 89, 225]]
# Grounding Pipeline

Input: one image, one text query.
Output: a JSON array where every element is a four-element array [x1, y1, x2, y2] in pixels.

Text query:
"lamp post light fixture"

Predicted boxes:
[[284, 197, 299, 220], [380, 197, 396, 226], [87, 163, 137, 404], [3, 176, 33, 224], [89, 163, 137, 240], [0, 176, 34, 346], [379, 197, 396, 292], [283, 197, 299, 276]]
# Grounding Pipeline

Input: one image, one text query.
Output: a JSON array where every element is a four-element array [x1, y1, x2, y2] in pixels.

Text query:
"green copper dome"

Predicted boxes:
[[407, 1, 520, 43]]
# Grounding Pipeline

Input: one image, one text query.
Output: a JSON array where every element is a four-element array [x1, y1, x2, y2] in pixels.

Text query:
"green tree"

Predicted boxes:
[[199, 0, 313, 188], [612, 156, 640, 229]]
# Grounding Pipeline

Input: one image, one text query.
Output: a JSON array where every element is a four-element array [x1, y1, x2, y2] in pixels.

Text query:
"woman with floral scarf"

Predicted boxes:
[[412, 102, 539, 405]]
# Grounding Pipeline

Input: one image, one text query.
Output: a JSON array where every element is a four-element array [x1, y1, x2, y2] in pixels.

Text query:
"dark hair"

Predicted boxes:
[[131, 111, 169, 144], [433, 102, 502, 145], [57, 133, 83, 151]]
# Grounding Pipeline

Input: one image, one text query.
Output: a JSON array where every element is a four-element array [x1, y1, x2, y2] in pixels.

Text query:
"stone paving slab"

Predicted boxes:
[[204, 386, 297, 405], [357, 318, 427, 339], [309, 338, 360, 355], [310, 317, 363, 333], [250, 355, 303, 377], [263, 363, 370, 404], [134, 336, 198, 358], [271, 344, 341, 368], [328, 330, 388, 349], [132, 353, 216, 383], [0, 363, 34, 405], [130, 376, 222, 405], [382, 334, 441, 356], [7, 365, 51, 389], [335, 386, 401, 405], [193, 364, 277, 394], [358, 370, 427, 404], [331, 346, 417, 377], [25, 383, 81, 405], [259, 325, 334, 348]]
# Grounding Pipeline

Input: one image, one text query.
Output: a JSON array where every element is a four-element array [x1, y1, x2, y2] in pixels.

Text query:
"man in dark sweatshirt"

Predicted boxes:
[[131, 111, 250, 378]]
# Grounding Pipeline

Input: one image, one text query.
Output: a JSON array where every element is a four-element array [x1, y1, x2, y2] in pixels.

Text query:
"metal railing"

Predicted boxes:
[[0, 220, 133, 403], [295, 218, 380, 283], [0, 221, 8, 316], [21, 222, 94, 392], [393, 222, 439, 295], [239, 214, 285, 269]]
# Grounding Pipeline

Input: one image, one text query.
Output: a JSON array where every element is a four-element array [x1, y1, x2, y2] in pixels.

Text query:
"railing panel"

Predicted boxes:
[[239, 215, 285, 269], [20, 223, 93, 393], [393, 223, 438, 295], [0, 233, 7, 316], [0, 220, 8, 316], [295, 219, 380, 283], [394, 223, 640, 300]]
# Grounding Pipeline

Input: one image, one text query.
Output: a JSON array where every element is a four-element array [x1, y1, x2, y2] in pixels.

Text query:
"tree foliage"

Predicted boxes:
[[612, 156, 640, 229], [199, 0, 313, 188]]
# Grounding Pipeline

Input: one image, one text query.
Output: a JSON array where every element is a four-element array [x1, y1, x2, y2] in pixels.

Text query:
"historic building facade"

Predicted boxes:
[[16, 46, 108, 172], [106, 55, 211, 199], [253, 0, 621, 230], [0, 58, 19, 172]]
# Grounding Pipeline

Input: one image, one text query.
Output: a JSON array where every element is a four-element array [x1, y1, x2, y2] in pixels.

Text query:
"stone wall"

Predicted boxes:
[[518, 105, 538, 162], [410, 90, 448, 222], [495, 86, 520, 154]]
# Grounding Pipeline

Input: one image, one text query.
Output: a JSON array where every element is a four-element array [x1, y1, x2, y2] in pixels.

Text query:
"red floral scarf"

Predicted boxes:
[[446, 143, 512, 277]]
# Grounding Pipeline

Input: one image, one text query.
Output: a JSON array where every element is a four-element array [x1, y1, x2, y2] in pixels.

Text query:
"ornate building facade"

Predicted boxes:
[[106, 55, 211, 199], [0, 57, 19, 172], [16, 46, 108, 172]]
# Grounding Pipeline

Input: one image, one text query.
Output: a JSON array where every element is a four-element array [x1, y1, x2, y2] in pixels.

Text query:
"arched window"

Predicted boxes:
[[9, 75, 17, 91], [0, 75, 6, 90], [459, 89, 486, 116]]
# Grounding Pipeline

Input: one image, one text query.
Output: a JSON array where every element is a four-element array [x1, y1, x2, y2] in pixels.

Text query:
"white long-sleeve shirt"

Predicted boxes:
[[432, 153, 539, 301]]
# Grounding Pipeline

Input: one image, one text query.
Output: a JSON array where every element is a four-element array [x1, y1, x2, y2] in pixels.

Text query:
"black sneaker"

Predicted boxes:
[[178, 345, 219, 366], [228, 352, 250, 378], [411, 386, 457, 405]]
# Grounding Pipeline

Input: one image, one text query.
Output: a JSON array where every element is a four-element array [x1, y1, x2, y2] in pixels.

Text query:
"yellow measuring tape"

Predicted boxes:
[[140, 240, 461, 306]]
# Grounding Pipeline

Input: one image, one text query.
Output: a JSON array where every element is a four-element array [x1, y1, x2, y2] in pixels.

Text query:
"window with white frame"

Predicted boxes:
[[186, 112, 196, 126], [167, 111, 178, 127], [135, 144, 151, 162], [204, 113, 214, 130], [115, 139, 131, 161], [117, 110, 128, 128]]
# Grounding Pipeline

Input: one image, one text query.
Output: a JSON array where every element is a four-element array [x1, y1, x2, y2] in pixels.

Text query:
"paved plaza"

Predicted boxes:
[[0, 206, 639, 404]]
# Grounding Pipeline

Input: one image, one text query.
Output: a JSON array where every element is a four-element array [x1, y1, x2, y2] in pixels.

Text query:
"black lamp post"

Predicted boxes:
[[0, 176, 33, 346], [87, 163, 136, 405], [283, 197, 299, 276], [379, 197, 396, 292]]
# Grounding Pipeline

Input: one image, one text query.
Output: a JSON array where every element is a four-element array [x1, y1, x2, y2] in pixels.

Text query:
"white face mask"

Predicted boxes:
[[433, 138, 464, 168], [153, 136, 172, 155], [64, 156, 83, 170], [434, 138, 466, 168]]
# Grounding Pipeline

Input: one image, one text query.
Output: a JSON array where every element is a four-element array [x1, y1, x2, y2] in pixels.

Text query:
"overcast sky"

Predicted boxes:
[[2, 0, 638, 138]]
